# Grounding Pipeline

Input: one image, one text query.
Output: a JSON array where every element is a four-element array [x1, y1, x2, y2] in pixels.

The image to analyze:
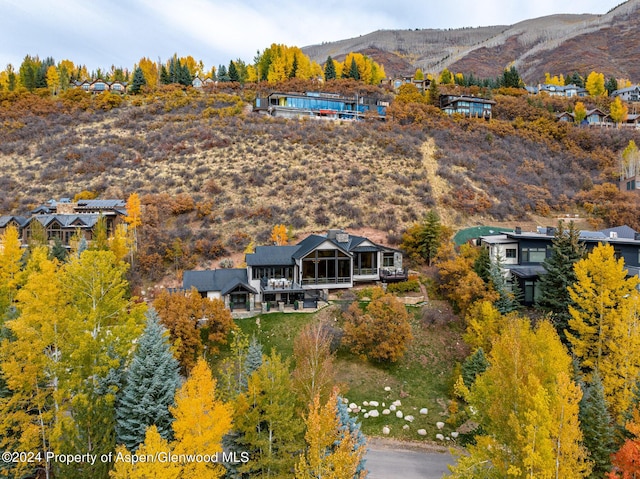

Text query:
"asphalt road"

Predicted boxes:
[[365, 442, 456, 479]]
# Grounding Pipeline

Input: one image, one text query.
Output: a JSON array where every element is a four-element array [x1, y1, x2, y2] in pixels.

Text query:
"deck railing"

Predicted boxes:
[[301, 276, 351, 285]]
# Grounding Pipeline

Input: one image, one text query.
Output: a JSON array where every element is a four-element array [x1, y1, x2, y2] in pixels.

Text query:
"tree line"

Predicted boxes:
[[402, 212, 640, 478], [0, 217, 370, 478]]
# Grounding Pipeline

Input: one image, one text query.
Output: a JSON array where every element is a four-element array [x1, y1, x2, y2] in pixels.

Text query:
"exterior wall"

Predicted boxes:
[[486, 242, 519, 265], [296, 245, 354, 289], [518, 238, 552, 264], [206, 291, 221, 300]]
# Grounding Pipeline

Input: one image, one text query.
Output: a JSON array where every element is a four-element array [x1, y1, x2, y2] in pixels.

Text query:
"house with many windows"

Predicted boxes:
[[611, 85, 640, 102], [182, 229, 405, 311], [254, 91, 389, 120], [72, 80, 128, 94], [0, 198, 126, 248], [481, 225, 640, 305], [439, 95, 496, 119], [526, 83, 588, 97]]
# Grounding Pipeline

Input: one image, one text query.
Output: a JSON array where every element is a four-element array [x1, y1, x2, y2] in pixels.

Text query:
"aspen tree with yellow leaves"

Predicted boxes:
[[0, 248, 63, 479], [110, 426, 180, 479], [171, 359, 232, 479], [0, 225, 24, 321], [448, 319, 590, 478], [295, 390, 364, 479], [567, 243, 640, 423], [270, 224, 288, 245], [586, 71, 606, 96], [609, 96, 628, 127], [124, 192, 141, 258]]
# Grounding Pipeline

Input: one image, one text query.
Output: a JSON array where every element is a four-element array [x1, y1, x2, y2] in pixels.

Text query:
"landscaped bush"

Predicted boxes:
[[387, 279, 421, 294], [342, 287, 413, 363]]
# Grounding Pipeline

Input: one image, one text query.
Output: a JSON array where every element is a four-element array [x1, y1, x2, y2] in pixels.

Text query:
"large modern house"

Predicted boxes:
[[480, 225, 640, 305], [0, 198, 126, 247], [183, 229, 405, 311], [439, 94, 496, 119], [254, 91, 389, 120]]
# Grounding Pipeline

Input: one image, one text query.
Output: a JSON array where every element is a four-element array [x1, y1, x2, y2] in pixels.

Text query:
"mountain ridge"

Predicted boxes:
[[302, 0, 640, 83]]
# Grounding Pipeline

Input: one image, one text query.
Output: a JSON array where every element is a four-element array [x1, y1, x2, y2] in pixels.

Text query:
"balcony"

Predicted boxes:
[[301, 276, 351, 286], [353, 267, 378, 277]]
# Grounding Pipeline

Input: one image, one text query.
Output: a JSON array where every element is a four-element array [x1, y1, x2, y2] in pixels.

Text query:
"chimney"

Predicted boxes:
[[327, 229, 340, 240], [515, 226, 522, 234], [546, 227, 555, 236]]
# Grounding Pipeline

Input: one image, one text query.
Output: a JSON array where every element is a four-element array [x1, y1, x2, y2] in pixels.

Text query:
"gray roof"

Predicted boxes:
[[28, 214, 101, 228], [599, 225, 638, 240], [578, 230, 607, 240], [75, 200, 126, 209], [612, 85, 640, 95], [246, 245, 298, 266], [294, 234, 355, 259], [509, 265, 546, 279], [183, 268, 254, 294], [0, 216, 28, 228]]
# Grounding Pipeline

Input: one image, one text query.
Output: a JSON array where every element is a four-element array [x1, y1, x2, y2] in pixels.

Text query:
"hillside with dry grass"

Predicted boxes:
[[1, 82, 639, 283]]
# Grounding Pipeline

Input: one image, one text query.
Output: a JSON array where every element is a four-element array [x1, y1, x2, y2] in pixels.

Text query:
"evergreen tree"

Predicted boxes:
[[50, 236, 68, 262], [579, 372, 615, 477], [348, 57, 360, 80], [217, 64, 229, 82], [472, 247, 491, 283], [461, 347, 489, 388], [115, 310, 181, 451], [428, 77, 440, 105], [567, 72, 585, 87], [605, 77, 619, 96], [401, 210, 443, 266], [324, 56, 336, 80], [501, 65, 523, 88], [537, 221, 585, 342], [130, 67, 146, 94], [336, 395, 367, 477], [289, 54, 298, 79], [77, 236, 88, 256], [228, 61, 239, 82], [488, 255, 520, 313], [241, 336, 263, 391], [160, 64, 170, 84], [178, 62, 192, 86]]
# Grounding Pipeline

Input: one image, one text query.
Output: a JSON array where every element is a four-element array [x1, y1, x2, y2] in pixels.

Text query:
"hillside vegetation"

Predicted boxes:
[[1, 82, 639, 281]]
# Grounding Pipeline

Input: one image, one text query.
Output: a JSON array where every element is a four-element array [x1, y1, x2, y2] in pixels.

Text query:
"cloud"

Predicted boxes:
[[0, 0, 624, 71]]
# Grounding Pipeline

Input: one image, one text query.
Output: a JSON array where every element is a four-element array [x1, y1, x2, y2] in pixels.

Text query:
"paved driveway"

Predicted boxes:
[[365, 440, 456, 479]]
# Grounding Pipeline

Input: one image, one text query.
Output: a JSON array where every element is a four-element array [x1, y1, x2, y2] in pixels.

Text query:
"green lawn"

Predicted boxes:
[[214, 301, 468, 443]]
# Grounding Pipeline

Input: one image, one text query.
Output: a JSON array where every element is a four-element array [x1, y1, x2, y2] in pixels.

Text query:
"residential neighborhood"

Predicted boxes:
[[3, 1, 640, 478]]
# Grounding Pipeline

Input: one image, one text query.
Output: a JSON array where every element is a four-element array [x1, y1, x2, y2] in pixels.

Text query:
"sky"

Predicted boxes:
[[0, 0, 626, 73]]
